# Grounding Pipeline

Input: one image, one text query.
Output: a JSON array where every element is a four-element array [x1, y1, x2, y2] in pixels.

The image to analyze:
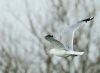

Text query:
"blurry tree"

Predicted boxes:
[[0, 0, 100, 73]]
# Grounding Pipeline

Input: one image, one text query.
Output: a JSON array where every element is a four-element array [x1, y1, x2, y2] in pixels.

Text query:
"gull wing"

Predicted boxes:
[[61, 22, 82, 50], [48, 38, 66, 50], [61, 17, 94, 50]]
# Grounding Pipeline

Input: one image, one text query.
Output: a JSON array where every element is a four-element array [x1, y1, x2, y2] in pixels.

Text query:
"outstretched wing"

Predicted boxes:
[[48, 38, 66, 50], [61, 17, 94, 50]]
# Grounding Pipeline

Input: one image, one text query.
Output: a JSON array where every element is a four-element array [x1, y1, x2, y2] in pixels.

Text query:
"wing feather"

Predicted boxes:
[[49, 38, 65, 50], [61, 21, 86, 50], [45, 35, 66, 50]]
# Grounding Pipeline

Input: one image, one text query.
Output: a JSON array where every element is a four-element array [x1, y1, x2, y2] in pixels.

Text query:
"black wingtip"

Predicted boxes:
[[81, 17, 94, 22], [45, 34, 53, 38]]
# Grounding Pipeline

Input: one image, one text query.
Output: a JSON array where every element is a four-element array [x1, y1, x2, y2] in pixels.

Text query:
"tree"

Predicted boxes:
[[0, 0, 99, 73]]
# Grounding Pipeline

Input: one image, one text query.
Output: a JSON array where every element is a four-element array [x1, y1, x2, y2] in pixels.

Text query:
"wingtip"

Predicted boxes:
[[80, 16, 94, 22], [45, 34, 53, 40], [45, 34, 53, 37], [90, 16, 94, 20]]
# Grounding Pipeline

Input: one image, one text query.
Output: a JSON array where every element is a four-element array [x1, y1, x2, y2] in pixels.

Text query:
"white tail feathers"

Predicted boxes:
[[66, 51, 84, 55], [49, 49, 84, 56]]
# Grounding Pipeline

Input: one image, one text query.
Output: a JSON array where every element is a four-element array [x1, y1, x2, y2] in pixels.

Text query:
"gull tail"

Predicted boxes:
[[66, 51, 84, 55]]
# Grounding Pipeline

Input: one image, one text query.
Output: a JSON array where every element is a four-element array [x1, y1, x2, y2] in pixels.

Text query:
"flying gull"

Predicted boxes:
[[45, 17, 94, 57]]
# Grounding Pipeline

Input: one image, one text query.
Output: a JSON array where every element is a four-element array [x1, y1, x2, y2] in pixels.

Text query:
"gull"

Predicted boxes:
[[45, 17, 94, 57]]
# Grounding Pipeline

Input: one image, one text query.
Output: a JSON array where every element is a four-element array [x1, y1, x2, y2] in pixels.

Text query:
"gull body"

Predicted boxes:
[[45, 35, 84, 57], [45, 17, 94, 57], [49, 49, 84, 57]]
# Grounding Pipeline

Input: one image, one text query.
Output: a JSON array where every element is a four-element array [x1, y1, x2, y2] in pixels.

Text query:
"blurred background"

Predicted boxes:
[[0, 0, 100, 73]]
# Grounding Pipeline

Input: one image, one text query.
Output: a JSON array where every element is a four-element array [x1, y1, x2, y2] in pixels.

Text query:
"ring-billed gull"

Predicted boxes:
[[45, 17, 94, 57]]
